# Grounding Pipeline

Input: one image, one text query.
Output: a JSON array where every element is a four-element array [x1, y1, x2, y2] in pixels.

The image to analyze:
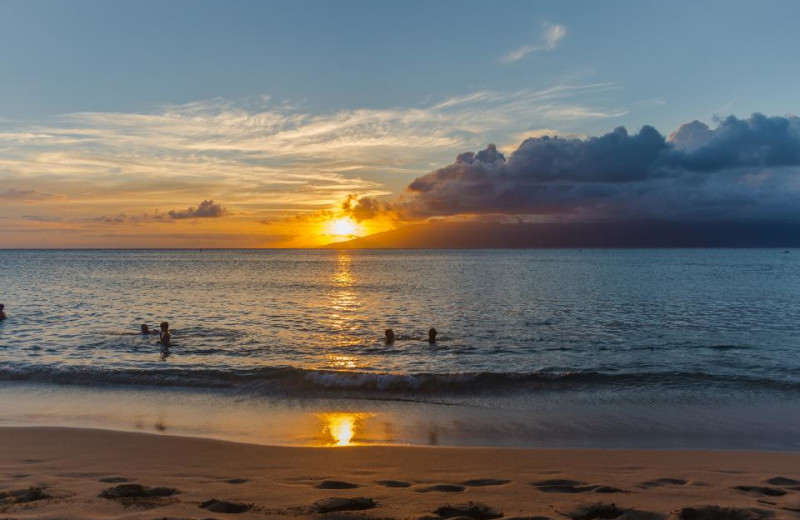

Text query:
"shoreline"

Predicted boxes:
[[5, 423, 800, 454], [2, 381, 800, 451], [1, 427, 799, 519]]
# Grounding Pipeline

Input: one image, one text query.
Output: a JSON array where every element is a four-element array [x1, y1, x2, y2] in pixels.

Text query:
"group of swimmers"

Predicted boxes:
[[2, 303, 439, 348], [140, 322, 171, 347], [138, 321, 435, 348], [385, 327, 437, 344]]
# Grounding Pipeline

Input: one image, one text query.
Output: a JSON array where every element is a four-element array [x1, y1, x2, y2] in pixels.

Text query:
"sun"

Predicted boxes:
[[327, 217, 361, 237]]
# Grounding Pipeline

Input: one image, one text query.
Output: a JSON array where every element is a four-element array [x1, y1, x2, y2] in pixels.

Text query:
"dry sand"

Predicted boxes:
[[1, 427, 799, 519]]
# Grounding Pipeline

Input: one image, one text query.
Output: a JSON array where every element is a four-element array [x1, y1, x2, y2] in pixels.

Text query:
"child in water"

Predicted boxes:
[[159, 322, 171, 347], [0, 304, 6, 320]]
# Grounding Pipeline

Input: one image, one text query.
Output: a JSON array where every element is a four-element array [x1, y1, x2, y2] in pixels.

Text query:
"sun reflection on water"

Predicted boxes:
[[328, 253, 360, 335], [321, 251, 369, 357], [316, 412, 374, 446], [325, 354, 361, 369]]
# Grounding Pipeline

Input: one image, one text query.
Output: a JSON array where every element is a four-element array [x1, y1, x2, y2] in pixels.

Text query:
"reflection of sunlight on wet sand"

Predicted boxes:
[[316, 412, 375, 446]]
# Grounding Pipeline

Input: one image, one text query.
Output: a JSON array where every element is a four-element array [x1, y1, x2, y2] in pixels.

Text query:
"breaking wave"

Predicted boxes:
[[0, 364, 797, 396]]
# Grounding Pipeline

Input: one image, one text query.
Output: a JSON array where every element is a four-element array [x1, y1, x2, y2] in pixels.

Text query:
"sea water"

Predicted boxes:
[[1, 249, 798, 448]]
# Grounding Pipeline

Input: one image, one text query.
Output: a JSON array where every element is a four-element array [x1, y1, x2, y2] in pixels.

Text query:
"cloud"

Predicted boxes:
[[352, 113, 800, 223], [21, 214, 62, 222], [90, 212, 167, 224], [341, 194, 393, 222], [0, 85, 628, 246], [501, 23, 567, 63], [0, 84, 617, 211], [544, 24, 567, 49], [167, 200, 227, 219], [668, 114, 800, 171], [0, 188, 62, 202], [90, 201, 226, 224]]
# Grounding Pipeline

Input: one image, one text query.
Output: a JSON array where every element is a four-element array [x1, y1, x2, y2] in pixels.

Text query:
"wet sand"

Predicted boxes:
[[1, 427, 799, 519]]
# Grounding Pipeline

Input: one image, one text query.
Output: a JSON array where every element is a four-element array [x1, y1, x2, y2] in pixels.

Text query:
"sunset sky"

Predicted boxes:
[[1, 0, 799, 247]]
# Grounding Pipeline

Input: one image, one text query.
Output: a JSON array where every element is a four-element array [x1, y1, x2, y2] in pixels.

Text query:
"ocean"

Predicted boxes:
[[1, 249, 799, 449]]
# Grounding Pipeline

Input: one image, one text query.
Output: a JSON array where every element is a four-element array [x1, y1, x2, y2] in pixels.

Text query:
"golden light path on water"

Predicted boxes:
[[314, 253, 375, 447], [324, 251, 368, 358]]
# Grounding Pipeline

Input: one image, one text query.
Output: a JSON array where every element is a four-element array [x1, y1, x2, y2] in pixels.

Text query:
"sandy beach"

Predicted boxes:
[[1, 427, 798, 519]]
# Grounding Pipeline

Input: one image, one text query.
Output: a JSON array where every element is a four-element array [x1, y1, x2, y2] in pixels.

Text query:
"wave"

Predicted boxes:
[[0, 364, 798, 396]]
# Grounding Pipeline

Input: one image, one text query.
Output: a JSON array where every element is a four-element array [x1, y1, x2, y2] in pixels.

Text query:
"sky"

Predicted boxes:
[[1, 0, 799, 247]]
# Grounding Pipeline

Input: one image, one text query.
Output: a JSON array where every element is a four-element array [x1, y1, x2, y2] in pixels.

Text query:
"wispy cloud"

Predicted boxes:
[[0, 188, 64, 202], [501, 23, 567, 63], [0, 82, 626, 246]]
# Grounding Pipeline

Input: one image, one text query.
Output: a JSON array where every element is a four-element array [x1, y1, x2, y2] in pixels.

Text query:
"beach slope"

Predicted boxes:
[[1, 428, 799, 519]]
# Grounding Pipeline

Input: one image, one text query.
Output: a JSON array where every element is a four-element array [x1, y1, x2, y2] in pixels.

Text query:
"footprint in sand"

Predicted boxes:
[[734, 485, 787, 497], [461, 479, 512, 487], [200, 498, 252, 513], [375, 480, 412, 488], [98, 477, 130, 483], [433, 501, 503, 520], [672, 505, 773, 520], [99, 484, 178, 499], [764, 477, 800, 491], [531, 479, 624, 494], [311, 496, 376, 513], [315, 480, 360, 489], [558, 503, 665, 520], [638, 478, 688, 488], [558, 503, 627, 520], [0, 487, 48, 505], [764, 477, 800, 486], [416, 484, 467, 493]]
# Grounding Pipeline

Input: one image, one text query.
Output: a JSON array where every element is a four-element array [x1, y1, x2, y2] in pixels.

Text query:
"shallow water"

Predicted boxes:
[[1, 249, 799, 448]]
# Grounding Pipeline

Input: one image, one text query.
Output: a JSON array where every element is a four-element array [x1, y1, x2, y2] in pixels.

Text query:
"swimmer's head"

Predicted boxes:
[[160, 321, 169, 331], [428, 328, 437, 342], [0, 304, 4, 311], [385, 328, 395, 343], [141, 324, 150, 334]]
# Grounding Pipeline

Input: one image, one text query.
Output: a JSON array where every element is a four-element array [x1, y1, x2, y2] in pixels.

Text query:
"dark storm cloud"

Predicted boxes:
[[167, 200, 227, 219], [389, 113, 800, 221], [669, 114, 800, 171]]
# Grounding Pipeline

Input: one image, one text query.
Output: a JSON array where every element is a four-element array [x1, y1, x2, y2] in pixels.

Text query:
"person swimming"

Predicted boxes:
[[385, 328, 395, 344], [159, 321, 171, 347], [141, 324, 152, 334], [428, 328, 437, 343], [0, 304, 6, 320]]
